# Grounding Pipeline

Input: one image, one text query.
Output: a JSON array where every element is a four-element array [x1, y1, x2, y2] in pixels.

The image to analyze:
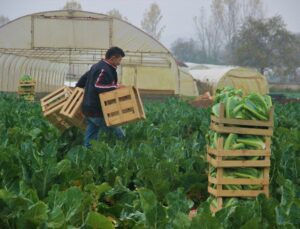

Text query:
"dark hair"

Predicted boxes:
[[105, 47, 125, 59]]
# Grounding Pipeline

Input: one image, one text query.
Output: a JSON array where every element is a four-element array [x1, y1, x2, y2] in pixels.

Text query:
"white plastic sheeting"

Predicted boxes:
[[0, 53, 68, 92], [188, 66, 269, 95]]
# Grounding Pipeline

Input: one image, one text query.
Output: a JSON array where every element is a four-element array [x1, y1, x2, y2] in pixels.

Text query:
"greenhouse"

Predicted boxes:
[[189, 66, 269, 95], [0, 10, 198, 96]]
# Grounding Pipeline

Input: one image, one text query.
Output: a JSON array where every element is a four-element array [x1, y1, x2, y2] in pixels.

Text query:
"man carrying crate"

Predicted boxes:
[[76, 47, 125, 147]]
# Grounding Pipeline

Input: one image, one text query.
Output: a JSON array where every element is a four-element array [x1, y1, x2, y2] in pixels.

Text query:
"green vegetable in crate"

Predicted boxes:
[[212, 86, 272, 120], [214, 86, 243, 104], [243, 99, 268, 120], [224, 133, 238, 150], [236, 136, 265, 150], [20, 74, 32, 82], [205, 130, 221, 148], [223, 168, 263, 190], [225, 168, 263, 179], [225, 96, 242, 118], [212, 103, 220, 117]]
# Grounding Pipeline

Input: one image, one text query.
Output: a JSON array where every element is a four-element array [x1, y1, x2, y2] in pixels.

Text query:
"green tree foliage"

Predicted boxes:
[[141, 3, 165, 41], [192, 0, 264, 64], [230, 16, 300, 74], [0, 15, 9, 27], [171, 38, 210, 63], [62, 0, 82, 11], [106, 9, 128, 21]]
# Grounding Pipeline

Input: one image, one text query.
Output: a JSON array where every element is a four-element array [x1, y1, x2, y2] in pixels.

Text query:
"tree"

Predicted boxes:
[[230, 16, 300, 75], [106, 9, 128, 21], [141, 3, 165, 41], [62, 0, 82, 10], [0, 16, 9, 27], [194, 6, 222, 63], [193, 0, 264, 64], [171, 38, 208, 63]]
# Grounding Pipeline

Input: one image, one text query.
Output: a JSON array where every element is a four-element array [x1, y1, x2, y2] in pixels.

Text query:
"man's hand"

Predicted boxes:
[[117, 84, 126, 89]]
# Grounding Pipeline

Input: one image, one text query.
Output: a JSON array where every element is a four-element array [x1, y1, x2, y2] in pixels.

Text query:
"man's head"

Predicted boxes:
[[105, 46, 125, 66]]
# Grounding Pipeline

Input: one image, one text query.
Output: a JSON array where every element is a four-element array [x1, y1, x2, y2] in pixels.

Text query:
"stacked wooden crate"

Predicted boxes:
[[40, 86, 73, 131], [60, 87, 86, 130], [18, 80, 36, 102], [99, 86, 146, 127], [207, 103, 274, 213]]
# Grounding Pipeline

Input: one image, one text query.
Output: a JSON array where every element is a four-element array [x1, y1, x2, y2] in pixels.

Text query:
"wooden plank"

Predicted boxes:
[[211, 115, 273, 127], [134, 87, 146, 119], [208, 176, 269, 185], [44, 103, 65, 117], [216, 138, 223, 197], [211, 122, 273, 136], [207, 154, 270, 167], [109, 112, 138, 124], [213, 189, 266, 197], [208, 186, 217, 196], [100, 88, 131, 101], [19, 84, 36, 87], [207, 146, 271, 157], [41, 87, 67, 104]]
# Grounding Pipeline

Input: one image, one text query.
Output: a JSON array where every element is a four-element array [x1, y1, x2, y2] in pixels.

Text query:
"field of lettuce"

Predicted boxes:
[[0, 93, 299, 228]]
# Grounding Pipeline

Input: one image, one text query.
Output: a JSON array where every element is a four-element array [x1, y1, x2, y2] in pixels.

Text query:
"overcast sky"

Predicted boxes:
[[0, 0, 299, 48]]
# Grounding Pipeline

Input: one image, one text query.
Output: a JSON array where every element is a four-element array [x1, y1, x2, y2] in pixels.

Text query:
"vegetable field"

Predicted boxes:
[[0, 93, 299, 228]]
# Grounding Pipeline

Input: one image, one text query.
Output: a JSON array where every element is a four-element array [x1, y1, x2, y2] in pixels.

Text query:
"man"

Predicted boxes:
[[76, 47, 125, 147]]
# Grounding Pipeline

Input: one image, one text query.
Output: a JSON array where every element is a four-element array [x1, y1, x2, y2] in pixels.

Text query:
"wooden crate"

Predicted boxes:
[[40, 86, 73, 130], [60, 87, 86, 130], [208, 137, 271, 212], [18, 80, 36, 101], [210, 103, 274, 136], [18, 80, 36, 87], [99, 86, 146, 127]]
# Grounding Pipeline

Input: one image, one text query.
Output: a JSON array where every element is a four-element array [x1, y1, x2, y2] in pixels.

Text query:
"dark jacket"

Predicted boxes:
[[76, 59, 118, 117]]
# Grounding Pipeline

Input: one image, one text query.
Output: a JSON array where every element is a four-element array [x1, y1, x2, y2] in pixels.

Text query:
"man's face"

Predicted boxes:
[[110, 56, 123, 66]]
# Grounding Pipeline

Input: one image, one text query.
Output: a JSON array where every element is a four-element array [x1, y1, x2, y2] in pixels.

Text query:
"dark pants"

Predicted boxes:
[[84, 116, 125, 147]]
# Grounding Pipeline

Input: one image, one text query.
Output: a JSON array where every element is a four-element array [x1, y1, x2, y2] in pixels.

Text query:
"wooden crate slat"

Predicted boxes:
[[207, 146, 271, 157], [108, 113, 139, 126], [44, 102, 65, 117], [19, 84, 36, 87], [207, 154, 270, 167], [42, 92, 68, 109], [41, 86, 71, 105], [18, 92, 36, 95], [18, 88, 35, 92], [208, 175, 269, 185], [211, 122, 273, 136], [133, 87, 146, 119], [101, 88, 131, 102], [209, 188, 267, 197]]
